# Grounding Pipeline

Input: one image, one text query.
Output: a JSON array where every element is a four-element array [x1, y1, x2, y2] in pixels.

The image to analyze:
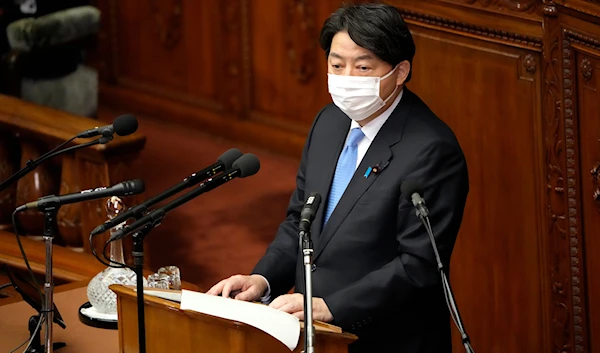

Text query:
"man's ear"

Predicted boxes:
[[395, 61, 411, 86]]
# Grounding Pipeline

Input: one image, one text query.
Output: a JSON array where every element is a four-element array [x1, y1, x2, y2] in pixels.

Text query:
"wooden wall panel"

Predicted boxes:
[[110, 0, 221, 109], [248, 0, 333, 132], [409, 27, 545, 352]]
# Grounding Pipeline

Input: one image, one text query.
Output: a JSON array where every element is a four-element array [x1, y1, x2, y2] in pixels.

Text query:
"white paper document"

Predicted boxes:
[[179, 290, 300, 351], [141, 288, 182, 303]]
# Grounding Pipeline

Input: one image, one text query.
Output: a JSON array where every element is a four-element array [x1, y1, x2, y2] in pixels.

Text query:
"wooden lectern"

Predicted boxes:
[[111, 284, 357, 353]]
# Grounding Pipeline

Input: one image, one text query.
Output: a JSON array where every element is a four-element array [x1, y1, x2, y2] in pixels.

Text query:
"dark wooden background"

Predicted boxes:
[[88, 0, 600, 352]]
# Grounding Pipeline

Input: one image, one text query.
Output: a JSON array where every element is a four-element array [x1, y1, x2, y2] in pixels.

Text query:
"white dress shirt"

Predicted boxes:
[[348, 89, 403, 170], [258, 89, 404, 302]]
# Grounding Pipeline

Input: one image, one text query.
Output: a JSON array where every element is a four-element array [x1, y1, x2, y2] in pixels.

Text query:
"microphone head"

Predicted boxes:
[[306, 192, 321, 209], [400, 180, 424, 202], [123, 179, 145, 194], [232, 153, 260, 178], [113, 114, 138, 136], [218, 148, 243, 169]]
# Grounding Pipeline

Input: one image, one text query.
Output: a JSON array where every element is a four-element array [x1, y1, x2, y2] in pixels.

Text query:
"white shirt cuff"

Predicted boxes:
[[255, 274, 271, 303]]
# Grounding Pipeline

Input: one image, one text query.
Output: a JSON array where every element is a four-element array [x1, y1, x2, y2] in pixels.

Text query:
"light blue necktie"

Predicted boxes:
[[324, 127, 365, 225]]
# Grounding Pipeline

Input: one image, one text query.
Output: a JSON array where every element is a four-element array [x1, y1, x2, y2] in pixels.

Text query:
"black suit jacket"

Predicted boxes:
[[253, 89, 469, 353]]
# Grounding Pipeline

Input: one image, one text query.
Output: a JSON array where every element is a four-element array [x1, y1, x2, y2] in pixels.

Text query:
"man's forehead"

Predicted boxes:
[[330, 32, 378, 61]]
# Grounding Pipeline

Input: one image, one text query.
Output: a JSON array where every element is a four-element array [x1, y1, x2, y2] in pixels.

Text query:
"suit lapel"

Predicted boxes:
[[312, 89, 414, 261], [310, 109, 350, 243], [312, 140, 392, 261]]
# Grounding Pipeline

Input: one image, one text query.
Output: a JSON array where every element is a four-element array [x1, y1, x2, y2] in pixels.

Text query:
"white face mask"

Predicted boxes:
[[328, 66, 398, 121]]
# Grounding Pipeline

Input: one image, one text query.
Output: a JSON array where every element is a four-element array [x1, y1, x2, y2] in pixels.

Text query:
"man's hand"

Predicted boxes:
[[206, 274, 267, 301], [269, 293, 333, 322]]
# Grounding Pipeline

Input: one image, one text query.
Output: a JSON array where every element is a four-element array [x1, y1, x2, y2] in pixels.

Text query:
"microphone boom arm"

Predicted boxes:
[[0, 136, 108, 193], [111, 169, 242, 241]]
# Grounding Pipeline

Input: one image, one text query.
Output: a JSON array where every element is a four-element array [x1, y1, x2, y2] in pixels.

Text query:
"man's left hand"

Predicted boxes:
[[269, 293, 333, 322]]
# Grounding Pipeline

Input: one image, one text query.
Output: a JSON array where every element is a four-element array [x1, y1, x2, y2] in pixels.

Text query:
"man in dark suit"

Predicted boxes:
[[208, 4, 469, 352]]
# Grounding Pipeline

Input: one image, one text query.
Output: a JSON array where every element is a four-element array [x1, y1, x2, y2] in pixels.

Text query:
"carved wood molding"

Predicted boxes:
[[149, 0, 183, 50], [445, 0, 543, 14], [580, 58, 593, 80], [284, 0, 317, 84], [396, 8, 543, 49], [523, 53, 538, 73], [466, 0, 540, 11], [554, 0, 600, 16], [564, 28, 600, 51], [545, 26, 600, 353], [560, 28, 587, 353], [543, 0, 558, 14], [542, 18, 570, 353]]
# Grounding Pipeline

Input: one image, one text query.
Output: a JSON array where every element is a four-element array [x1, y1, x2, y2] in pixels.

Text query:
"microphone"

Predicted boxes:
[[401, 180, 429, 217], [299, 192, 321, 235], [109, 153, 260, 241], [400, 180, 475, 353], [0, 114, 139, 193], [17, 179, 145, 211], [77, 114, 138, 138], [90, 148, 243, 236]]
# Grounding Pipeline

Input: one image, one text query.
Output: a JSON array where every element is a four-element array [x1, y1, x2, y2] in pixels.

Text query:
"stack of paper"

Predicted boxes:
[[178, 290, 300, 351]]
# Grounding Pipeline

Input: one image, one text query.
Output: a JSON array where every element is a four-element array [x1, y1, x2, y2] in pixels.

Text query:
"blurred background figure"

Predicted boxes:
[[0, 0, 99, 117]]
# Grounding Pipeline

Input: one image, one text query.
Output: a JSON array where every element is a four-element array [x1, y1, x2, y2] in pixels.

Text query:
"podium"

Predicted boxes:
[[110, 284, 357, 353]]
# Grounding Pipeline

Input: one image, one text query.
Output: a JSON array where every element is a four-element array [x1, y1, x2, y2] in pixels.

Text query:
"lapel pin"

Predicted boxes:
[[365, 161, 390, 178], [372, 161, 389, 175]]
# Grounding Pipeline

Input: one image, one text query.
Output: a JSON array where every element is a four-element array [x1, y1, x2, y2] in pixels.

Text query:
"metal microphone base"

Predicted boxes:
[[301, 252, 315, 353], [42, 209, 58, 353], [299, 231, 316, 353], [25, 315, 66, 353], [132, 223, 155, 353]]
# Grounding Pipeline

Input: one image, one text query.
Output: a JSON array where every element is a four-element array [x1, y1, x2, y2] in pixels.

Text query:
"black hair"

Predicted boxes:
[[319, 3, 416, 82]]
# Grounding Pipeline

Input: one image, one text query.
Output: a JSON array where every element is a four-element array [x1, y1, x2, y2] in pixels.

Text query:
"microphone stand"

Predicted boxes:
[[108, 180, 231, 353], [299, 228, 315, 353], [416, 211, 475, 353], [41, 206, 58, 353], [0, 136, 112, 192], [6, 136, 114, 353], [130, 221, 157, 353], [105, 156, 258, 352], [98, 213, 162, 353]]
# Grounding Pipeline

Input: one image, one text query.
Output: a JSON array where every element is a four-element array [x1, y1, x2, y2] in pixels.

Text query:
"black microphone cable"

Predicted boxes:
[[10, 209, 43, 302]]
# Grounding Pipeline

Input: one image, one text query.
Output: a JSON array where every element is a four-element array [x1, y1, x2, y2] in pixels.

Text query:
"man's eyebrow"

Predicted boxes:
[[353, 54, 375, 62], [329, 52, 375, 62]]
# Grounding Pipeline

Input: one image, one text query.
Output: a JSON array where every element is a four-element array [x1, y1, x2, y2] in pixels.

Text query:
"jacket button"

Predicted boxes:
[[311, 264, 317, 272]]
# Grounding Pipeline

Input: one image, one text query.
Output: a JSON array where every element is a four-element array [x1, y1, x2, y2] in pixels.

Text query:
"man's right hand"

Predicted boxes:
[[206, 274, 268, 301]]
